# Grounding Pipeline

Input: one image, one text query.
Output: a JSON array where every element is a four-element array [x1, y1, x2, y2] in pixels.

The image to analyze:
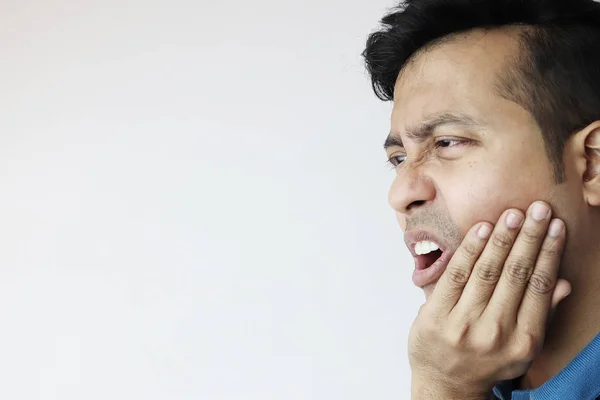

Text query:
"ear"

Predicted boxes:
[[579, 122, 600, 206]]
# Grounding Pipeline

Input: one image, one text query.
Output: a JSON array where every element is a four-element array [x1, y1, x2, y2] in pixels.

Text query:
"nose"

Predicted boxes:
[[388, 166, 436, 216]]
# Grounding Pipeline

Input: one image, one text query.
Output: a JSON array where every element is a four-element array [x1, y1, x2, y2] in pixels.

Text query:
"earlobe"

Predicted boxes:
[[582, 124, 600, 206]]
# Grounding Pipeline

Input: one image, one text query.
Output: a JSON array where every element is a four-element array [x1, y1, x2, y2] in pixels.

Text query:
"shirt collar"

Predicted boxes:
[[493, 331, 600, 400]]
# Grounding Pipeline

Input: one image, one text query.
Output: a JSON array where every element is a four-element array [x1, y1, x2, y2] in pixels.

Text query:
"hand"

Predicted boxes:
[[408, 201, 571, 399]]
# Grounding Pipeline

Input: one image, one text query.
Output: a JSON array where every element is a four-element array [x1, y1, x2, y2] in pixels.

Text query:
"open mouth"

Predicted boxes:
[[414, 241, 444, 270], [410, 238, 455, 288]]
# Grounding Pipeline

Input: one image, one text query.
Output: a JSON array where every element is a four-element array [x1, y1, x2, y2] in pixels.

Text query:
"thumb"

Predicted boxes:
[[548, 278, 571, 325]]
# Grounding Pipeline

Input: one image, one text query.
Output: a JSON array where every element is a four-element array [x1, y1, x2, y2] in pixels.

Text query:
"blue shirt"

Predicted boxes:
[[492, 332, 600, 400]]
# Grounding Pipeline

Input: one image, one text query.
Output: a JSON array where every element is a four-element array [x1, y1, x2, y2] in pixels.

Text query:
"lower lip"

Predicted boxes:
[[412, 250, 454, 288]]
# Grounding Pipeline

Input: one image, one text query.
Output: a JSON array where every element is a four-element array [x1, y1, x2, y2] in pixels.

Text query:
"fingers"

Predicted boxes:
[[516, 218, 566, 334], [429, 222, 493, 316], [453, 208, 525, 317], [485, 202, 558, 323], [428, 200, 567, 332]]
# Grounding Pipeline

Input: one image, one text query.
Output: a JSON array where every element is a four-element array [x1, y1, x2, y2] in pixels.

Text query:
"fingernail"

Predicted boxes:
[[548, 219, 564, 237], [506, 211, 524, 229], [532, 202, 551, 221], [477, 224, 492, 239]]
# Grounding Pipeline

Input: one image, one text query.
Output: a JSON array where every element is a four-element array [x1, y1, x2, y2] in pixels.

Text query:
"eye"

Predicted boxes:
[[435, 138, 462, 148], [386, 154, 406, 169]]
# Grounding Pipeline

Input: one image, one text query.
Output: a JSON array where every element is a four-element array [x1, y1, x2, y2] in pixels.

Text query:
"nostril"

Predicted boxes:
[[407, 200, 426, 210]]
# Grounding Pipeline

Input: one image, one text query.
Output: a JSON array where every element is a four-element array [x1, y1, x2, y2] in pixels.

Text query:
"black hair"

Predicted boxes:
[[363, 0, 600, 181]]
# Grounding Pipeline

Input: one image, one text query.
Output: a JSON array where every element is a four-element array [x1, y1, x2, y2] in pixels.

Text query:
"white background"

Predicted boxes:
[[0, 0, 420, 398]]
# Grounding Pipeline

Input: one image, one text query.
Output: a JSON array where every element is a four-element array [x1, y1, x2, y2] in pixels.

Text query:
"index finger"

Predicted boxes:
[[429, 222, 493, 316]]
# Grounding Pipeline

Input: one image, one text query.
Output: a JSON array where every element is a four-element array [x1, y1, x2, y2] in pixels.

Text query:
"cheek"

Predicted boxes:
[[438, 162, 551, 234]]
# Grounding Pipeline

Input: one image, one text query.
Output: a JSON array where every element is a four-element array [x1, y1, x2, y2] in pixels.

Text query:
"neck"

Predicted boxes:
[[518, 257, 600, 390]]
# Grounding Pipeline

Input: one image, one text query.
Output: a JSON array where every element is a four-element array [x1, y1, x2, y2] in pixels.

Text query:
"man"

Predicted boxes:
[[362, 0, 600, 399]]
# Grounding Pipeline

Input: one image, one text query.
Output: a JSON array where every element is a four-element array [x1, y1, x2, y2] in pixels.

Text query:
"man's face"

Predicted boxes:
[[386, 30, 570, 299]]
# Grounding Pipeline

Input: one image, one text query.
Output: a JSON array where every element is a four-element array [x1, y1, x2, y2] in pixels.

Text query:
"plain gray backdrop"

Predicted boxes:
[[0, 0, 418, 398]]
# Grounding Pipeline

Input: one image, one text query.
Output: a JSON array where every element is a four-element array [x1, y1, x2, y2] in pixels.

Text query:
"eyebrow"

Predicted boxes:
[[383, 112, 484, 150]]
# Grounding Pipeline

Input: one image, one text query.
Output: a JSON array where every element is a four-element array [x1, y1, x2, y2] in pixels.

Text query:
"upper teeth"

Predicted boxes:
[[415, 241, 440, 255]]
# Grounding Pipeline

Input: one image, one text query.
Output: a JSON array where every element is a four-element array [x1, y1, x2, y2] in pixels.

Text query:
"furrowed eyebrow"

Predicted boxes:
[[383, 135, 404, 149], [383, 112, 484, 150]]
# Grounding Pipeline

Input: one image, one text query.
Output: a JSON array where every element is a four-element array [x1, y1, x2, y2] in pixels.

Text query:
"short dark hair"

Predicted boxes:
[[363, 0, 600, 181]]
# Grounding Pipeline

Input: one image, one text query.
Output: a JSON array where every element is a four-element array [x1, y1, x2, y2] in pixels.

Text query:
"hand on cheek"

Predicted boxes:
[[408, 200, 571, 399]]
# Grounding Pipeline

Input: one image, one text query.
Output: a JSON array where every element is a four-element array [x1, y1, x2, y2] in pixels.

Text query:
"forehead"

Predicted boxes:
[[392, 29, 523, 129]]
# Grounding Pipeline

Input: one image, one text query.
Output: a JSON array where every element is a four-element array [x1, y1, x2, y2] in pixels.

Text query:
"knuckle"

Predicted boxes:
[[462, 242, 479, 259], [505, 259, 534, 285], [527, 272, 555, 295], [415, 303, 436, 322], [540, 238, 562, 259], [447, 267, 471, 286], [445, 320, 471, 349], [410, 318, 438, 347], [519, 227, 542, 244], [419, 320, 437, 337], [475, 262, 502, 283], [491, 232, 514, 249], [512, 332, 540, 361], [473, 321, 504, 353]]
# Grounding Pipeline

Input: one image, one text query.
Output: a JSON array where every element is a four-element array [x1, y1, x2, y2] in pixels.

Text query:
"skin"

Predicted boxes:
[[409, 202, 567, 399], [384, 28, 600, 393]]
